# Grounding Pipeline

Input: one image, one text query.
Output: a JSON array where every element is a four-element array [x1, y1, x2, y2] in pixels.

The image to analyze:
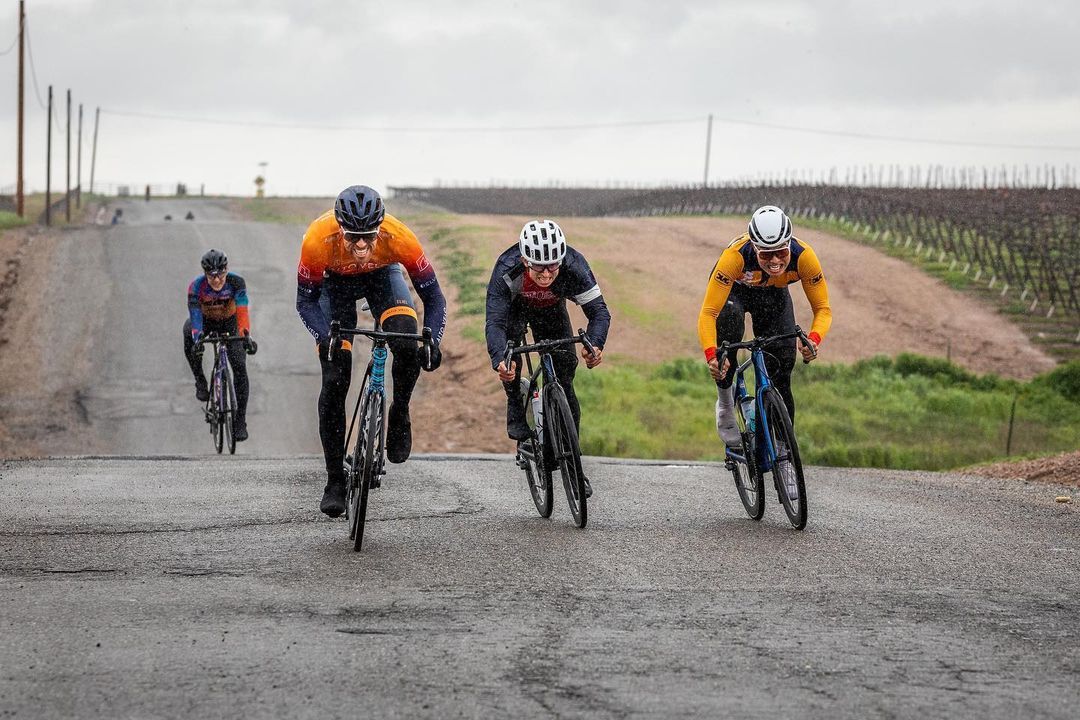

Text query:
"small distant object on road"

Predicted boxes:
[[164, 215, 173, 221], [185, 211, 195, 221], [95, 207, 108, 225], [111, 208, 123, 225], [1055, 495, 1071, 503]]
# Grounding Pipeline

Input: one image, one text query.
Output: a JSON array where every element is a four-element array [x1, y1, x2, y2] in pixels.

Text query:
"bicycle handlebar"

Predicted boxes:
[[502, 328, 595, 368], [328, 320, 434, 363], [195, 332, 250, 350], [718, 325, 818, 364]]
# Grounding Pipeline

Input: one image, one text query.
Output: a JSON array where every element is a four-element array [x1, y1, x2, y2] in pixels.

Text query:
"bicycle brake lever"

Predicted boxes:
[[577, 328, 596, 357]]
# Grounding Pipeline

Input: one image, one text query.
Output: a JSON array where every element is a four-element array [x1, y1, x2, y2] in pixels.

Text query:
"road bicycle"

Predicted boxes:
[[504, 329, 596, 528], [720, 326, 816, 530], [330, 317, 432, 552], [196, 333, 248, 455]]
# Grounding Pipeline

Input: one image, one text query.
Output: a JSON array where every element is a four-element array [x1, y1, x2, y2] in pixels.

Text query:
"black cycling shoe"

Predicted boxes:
[[233, 421, 248, 442], [582, 476, 593, 499], [507, 400, 531, 441], [194, 376, 209, 403], [320, 479, 346, 518], [386, 402, 412, 464]]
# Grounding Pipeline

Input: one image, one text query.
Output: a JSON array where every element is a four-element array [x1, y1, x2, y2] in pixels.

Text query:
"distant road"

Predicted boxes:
[[72, 197, 326, 455]]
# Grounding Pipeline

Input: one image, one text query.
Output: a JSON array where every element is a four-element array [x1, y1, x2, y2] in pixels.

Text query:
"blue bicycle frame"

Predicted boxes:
[[725, 348, 778, 473], [722, 327, 814, 473]]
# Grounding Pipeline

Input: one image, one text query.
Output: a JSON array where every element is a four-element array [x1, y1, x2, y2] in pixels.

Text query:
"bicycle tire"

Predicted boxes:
[[730, 444, 764, 520], [346, 366, 372, 541], [223, 363, 237, 455], [352, 392, 382, 552], [519, 377, 552, 518], [349, 391, 371, 549], [761, 388, 807, 530], [212, 370, 224, 454], [545, 383, 587, 528]]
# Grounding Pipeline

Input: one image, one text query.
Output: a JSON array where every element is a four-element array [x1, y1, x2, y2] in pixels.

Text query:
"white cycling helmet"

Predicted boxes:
[[747, 205, 792, 251], [518, 219, 567, 265]]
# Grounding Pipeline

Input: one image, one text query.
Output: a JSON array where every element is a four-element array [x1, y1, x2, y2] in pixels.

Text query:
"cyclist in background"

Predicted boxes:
[[698, 206, 832, 447], [183, 248, 256, 442], [297, 185, 446, 518], [485, 220, 610, 498]]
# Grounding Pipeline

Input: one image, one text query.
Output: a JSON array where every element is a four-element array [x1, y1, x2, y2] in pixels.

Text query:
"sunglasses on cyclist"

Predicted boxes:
[[755, 248, 790, 261], [527, 260, 562, 274], [343, 230, 379, 246], [205, 270, 227, 279]]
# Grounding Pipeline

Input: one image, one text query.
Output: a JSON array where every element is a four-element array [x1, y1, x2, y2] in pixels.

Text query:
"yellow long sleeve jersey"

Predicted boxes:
[[697, 234, 832, 360]]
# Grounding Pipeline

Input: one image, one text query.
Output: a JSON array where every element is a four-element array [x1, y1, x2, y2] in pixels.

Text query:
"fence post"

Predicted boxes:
[[1005, 389, 1019, 457]]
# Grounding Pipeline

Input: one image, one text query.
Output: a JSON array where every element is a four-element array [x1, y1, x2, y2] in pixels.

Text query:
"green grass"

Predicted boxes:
[[575, 354, 1080, 470], [0, 211, 29, 231]]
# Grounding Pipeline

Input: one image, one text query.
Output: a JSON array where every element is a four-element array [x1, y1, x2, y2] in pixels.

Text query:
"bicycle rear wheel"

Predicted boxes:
[[761, 389, 807, 530], [545, 384, 587, 528], [223, 364, 237, 455], [352, 392, 383, 552], [519, 378, 552, 518], [729, 438, 764, 520]]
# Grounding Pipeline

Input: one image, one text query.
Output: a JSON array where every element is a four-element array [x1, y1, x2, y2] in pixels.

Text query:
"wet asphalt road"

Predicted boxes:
[[2, 454, 1078, 718], [2, 199, 1078, 717]]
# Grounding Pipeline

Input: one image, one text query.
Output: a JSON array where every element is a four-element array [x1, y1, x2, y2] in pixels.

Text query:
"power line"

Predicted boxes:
[[101, 106, 1080, 152], [0, 29, 17, 55], [23, 19, 46, 110], [102, 108, 704, 133], [710, 115, 1080, 152]]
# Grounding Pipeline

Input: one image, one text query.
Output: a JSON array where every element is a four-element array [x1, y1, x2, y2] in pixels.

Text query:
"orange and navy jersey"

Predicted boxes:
[[187, 272, 250, 337], [697, 234, 831, 357], [296, 211, 446, 343]]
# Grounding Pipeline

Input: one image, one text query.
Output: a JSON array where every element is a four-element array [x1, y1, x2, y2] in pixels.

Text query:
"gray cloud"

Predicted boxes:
[[2, 0, 1078, 193]]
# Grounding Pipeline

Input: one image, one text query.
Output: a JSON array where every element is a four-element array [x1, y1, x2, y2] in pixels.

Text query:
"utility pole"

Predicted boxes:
[[89, 107, 99, 194], [46, 85, 52, 226], [16, 0, 25, 217], [66, 89, 72, 222], [77, 104, 83, 208], [703, 114, 713, 188]]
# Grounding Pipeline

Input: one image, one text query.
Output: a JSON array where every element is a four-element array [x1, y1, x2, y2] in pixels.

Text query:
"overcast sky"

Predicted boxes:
[[2, 0, 1078, 196]]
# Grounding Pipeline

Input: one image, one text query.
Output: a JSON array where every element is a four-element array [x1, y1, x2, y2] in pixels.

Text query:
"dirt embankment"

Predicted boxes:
[[0, 207, 112, 458]]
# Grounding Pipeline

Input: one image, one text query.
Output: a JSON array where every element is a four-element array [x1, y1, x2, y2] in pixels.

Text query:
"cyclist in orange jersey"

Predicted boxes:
[[296, 186, 446, 517], [698, 205, 831, 447]]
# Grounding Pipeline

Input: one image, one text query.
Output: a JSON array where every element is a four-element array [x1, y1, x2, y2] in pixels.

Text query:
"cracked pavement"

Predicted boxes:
[[2, 455, 1078, 718]]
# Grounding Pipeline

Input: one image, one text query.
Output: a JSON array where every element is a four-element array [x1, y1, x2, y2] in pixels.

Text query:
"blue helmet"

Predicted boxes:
[[334, 185, 385, 234]]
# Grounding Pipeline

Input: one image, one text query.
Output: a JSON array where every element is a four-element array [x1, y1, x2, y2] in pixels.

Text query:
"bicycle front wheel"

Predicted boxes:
[[352, 392, 383, 552], [212, 374, 224, 454], [730, 441, 764, 520], [545, 384, 587, 528], [223, 364, 237, 455], [761, 389, 807, 530], [519, 378, 552, 518]]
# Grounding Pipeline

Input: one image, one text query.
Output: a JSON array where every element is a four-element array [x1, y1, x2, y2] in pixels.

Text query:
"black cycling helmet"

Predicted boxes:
[[334, 185, 385, 234], [200, 248, 228, 273]]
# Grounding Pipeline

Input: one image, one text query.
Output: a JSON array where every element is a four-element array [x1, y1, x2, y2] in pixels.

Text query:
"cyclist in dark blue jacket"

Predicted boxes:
[[485, 220, 611, 494]]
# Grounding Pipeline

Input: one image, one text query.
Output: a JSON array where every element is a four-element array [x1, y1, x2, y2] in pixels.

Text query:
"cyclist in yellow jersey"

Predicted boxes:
[[697, 205, 832, 447]]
